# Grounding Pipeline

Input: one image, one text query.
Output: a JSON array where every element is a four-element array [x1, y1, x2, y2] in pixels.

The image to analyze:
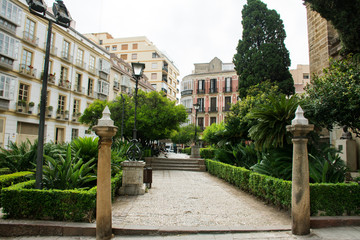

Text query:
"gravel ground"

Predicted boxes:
[[112, 170, 291, 227]]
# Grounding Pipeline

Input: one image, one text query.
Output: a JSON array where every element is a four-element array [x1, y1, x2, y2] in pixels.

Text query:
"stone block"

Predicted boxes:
[[336, 139, 358, 171], [119, 161, 146, 195]]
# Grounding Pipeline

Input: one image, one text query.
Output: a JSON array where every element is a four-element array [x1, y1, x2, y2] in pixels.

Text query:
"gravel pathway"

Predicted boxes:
[[112, 170, 291, 227]]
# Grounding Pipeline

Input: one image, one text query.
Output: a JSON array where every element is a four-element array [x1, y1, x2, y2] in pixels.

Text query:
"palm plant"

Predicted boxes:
[[42, 144, 96, 190], [232, 142, 260, 169], [249, 94, 299, 150], [0, 140, 37, 172], [111, 139, 131, 174], [71, 137, 99, 165]]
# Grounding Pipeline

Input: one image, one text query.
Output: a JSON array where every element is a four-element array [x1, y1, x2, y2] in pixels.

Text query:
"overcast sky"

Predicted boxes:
[[46, 0, 309, 80]]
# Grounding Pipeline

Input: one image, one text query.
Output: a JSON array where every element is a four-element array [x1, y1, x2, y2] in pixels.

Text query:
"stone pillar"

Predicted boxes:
[[286, 106, 314, 236], [119, 160, 146, 195], [191, 145, 201, 158], [93, 106, 118, 240]]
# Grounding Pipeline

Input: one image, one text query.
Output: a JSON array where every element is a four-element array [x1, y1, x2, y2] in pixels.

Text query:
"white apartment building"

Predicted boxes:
[[0, 0, 114, 147]]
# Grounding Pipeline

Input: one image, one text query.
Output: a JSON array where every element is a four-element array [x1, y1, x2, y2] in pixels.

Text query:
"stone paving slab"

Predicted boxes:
[[112, 170, 291, 227]]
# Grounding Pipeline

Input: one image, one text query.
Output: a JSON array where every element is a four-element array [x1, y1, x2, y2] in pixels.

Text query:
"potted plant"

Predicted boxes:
[[56, 108, 61, 119], [17, 101, 23, 112], [28, 102, 34, 114], [47, 106, 53, 117]]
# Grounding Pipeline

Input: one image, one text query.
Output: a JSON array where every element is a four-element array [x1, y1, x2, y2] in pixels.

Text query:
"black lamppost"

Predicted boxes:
[[126, 62, 145, 161], [26, 0, 72, 189], [193, 103, 200, 145], [120, 93, 125, 140]]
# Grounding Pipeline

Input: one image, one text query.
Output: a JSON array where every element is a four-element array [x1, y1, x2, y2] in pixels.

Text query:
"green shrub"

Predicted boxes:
[[206, 159, 360, 215], [0, 168, 12, 175], [183, 147, 191, 155], [1, 171, 123, 222], [0, 171, 34, 189], [200, 148, 215, 159]]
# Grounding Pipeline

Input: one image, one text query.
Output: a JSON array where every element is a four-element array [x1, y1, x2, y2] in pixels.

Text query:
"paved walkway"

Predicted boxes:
[[112, 170, 290, 228]]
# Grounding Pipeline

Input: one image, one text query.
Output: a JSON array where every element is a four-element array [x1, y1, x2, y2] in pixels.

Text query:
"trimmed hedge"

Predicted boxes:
[[0, 171, 34, 207], [205, 159, 360, 216], [200, 148, 215, 159], [183, 147, 191, 155], [1, 171, 123, 222]]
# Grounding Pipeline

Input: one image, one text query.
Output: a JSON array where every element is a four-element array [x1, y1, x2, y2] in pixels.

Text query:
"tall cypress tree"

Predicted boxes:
[[233, 0, 294, 98]]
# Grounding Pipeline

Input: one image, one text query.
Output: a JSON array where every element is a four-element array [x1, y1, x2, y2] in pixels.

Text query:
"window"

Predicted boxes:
[[71, 128, 79, 140], [151, 84, 157, 89], [18, 83, 29, 102], [132, 43, 138, 49], [0, 74, 12, 99], [88, 78, 94, 96], [50, 32, 55, 50], [57, 95, 66, 113], [197, 80, 205, 94], [62, 40, 70, 58], [105, 46, 109, 51], [210, 97, 217, 112], [197, 98, 204, 112], [24, 18, 35, 40], [151, 73, 157, 80], [224, 96, 231, 111], [89, 55, 95, 71], [152, 52, 160, 58], [181, 80, 193, 91], [76, 48, 84, 62], [0, 32, 17, 59], [75, 73, 82, 91], [73, 99, 80, 114], [21, 49, 32, 71], [303, 73, 310, 79], [131, 53, 137, 60], [0, 0, 22, 25], [210, 117, 216, 125], [121, 44, 128, 50], [210, 79, 217, 93], [198, 117, 204, 129], [60, 66, 68, 82], [152, 63, 158, 69], [112, 45, 117, 51], [99, 40, 103, 45], [120, 54, 127, 60], [98, 80, 109, 95], [225, 77, 232, 92]]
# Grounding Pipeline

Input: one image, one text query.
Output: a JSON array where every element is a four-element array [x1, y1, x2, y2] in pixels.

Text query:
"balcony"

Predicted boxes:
[[198, 108, 205, 113], [72, 112, 81, 122], [161, 88, 168, 94], [223, 106, 231, 112], [19, 64, 37, 78], [162, 66, 168, 73], [186, 108, 192, 113], [22, 31, 38, 46], [0, 98, 10, 110], [0, 54, 15, 70], [162, 77, 168, 82], [209, 88, 217, 94], [56, 110, 70, 121], [44, 43, 58, 56], [75, 59, 86, 69], [40, 72, 56, 84], [58, 79, 71, 90], [0, 16, 18, 35], [113, 81, 120, 90], [223, 87, 232, 93], [197, 89, 205, 94], [74, 85, 85, 94], [61, 51, 73, 63], [208, 107, 218, 113], [181, 90, 193, 96], [87, 91, 96, 98]]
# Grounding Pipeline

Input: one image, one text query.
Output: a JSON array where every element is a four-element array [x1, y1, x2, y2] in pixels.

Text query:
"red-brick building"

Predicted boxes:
[[181, 57, 239, 129]]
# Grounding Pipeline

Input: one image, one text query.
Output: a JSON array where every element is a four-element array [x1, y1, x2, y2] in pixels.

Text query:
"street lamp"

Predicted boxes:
[[126, 62, 145, 161], [26, 0, 72, 189], [120, 94, 125, 140], [193, 103, 200, 145]]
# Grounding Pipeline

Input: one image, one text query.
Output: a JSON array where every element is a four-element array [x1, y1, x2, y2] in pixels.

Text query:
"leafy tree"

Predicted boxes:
[[304, 0, 360, 54], [304, 57, 360, 136], [80, 90, 188, 144], [202, 122, 226, 146], [170, 125, 201, 145], [233, 0, 294, 98]]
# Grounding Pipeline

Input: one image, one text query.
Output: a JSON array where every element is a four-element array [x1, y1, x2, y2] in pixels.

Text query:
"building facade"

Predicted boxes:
[[84, 34, 179, 102], [290, 64, 310, 94], [0, 0, 118, 148], [181, 57, 239, 129]]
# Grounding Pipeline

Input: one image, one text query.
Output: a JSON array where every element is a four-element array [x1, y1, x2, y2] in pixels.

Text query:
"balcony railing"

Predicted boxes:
[[222, 106, 231, 112], [162, 77, 168, 82], [197, 89, 205, 94], [19, 64, 37, 78], [75, 59, 86, 69], [181, 90, 193, 96], [162, 66, 168, 73], [61, 51, 73, 63], [209, 88, 217, 94], [208, 107, 218, 113], [0, 17, 17, 35], [88, 65, 97, 75], [0, 55, 14, 70], [186, 108, 192, 113], [113, 81, 120, 90], [161, 88, 168, 93], [44, 43, 57, 56], [74, 85, 85, 94], [41, 72, 56, 84], [198, 108, 205, 113], [223, 87, 232, 93], [87, 91, 96, 98], [22, 31, 38, 46], [58, 79, 71, 89]]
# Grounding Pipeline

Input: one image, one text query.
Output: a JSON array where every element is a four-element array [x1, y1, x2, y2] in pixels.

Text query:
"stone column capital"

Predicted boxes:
[[286, 124, 314, 138]]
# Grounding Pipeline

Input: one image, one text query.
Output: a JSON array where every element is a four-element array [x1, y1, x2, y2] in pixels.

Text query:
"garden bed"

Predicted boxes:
[[1, 171, 122, 222], [205, 159, 360, 216]]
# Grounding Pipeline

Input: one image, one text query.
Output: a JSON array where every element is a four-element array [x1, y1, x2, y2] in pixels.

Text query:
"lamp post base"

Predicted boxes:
[[190, 145, 201, 158]]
